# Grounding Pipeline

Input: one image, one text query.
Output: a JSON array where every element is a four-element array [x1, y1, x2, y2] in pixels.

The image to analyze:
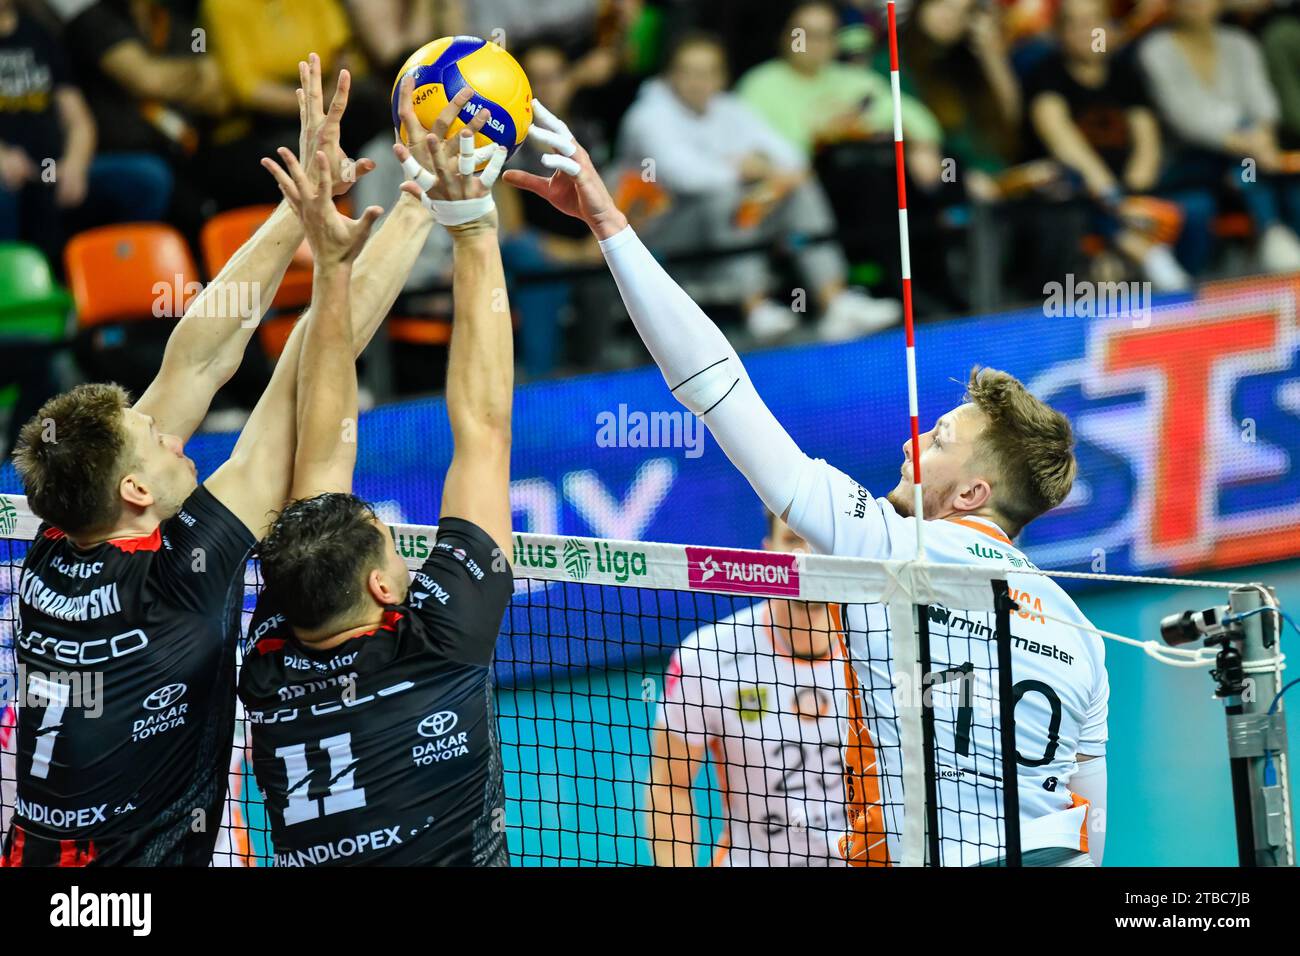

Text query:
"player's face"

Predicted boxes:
[[886, 402, 992, 520], [121, 408, 197, 519], [371, 518, 411, 605], [669, 44, 726, 114], [764, 514, 830, 622]]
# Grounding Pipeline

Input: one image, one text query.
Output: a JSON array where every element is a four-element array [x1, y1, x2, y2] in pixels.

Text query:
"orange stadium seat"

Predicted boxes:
[[201, 205, 315, 360], [200, 205, 314, 310], [64, 223, 198, 328]]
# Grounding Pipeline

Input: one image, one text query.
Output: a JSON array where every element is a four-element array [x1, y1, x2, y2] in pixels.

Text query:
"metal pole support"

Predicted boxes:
[[1226, 586, 1292, 866]]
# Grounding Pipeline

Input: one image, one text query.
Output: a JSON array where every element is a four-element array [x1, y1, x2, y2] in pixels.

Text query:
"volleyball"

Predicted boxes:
[[390, 36, 532, 164]]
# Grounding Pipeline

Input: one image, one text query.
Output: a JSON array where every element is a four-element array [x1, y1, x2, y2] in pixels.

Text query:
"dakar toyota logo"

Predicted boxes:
[[418, 710, 459, 737], [143, 683, 187, 711]]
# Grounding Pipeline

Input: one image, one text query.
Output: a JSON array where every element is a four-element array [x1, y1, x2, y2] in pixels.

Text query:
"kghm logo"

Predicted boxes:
[[0, 496, 16, 537], [563, 539, 592, 580]]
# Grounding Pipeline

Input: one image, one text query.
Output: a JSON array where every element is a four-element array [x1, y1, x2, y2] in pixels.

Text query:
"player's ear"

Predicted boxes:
[[366, 566, 400, 606], [119, 472, 154, 510], [954, 477, 993, 513]]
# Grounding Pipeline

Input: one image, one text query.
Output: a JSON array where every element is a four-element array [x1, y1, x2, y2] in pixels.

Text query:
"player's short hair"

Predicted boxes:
[[965, 366, 1076, 536], [259, 493, 389, 632], [13, 383, 135, 535]]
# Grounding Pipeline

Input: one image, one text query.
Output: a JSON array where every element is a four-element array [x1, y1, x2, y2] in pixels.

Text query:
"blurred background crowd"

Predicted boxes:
[[2, 0, 1300, 449]]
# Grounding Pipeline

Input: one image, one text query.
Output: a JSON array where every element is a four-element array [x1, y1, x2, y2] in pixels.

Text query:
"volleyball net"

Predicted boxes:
[[0, 495, 1289, 866]]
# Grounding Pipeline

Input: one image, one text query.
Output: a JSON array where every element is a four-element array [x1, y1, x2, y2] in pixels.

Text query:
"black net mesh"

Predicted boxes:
[[0, 528, 1019, 867]]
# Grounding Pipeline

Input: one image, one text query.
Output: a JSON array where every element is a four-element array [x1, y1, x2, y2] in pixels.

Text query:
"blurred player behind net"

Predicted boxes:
[[648, 511, 853, 866]]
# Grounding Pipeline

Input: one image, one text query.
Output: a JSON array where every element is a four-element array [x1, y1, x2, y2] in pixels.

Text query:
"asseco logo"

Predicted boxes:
[[143, 683, 187, 711], [0, 496, 16, 536], [417, 710, 459, 738]]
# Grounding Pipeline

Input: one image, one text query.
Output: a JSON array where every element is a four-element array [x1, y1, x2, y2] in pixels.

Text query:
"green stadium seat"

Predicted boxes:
[[0, 242, 72, 342]]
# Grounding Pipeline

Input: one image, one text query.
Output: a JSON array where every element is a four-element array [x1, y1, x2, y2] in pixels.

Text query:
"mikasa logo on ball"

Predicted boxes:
[[462, 100, 506, 135]]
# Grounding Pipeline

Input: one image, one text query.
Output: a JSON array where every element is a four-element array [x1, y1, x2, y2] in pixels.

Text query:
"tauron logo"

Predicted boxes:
[[563, 539, 592, 580], [418, 710, 459, 737], [0, 496, 16, 536], [143, 683, 186, 710]]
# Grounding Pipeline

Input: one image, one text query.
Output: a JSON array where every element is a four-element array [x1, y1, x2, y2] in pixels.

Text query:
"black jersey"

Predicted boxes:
[[239, 517, 514, 867], [2, 485, 255, 866]]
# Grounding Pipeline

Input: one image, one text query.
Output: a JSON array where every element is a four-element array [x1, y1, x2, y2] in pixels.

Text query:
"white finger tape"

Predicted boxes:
[[400, 154, 436, 191]]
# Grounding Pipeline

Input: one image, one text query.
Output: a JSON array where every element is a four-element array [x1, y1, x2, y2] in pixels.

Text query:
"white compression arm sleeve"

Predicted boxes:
[[599, 225, 812, 519], [1071, 756, 1107, 866]]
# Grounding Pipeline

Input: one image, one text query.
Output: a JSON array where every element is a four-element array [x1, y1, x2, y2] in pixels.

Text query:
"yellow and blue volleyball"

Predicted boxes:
[[391, 36, 532, 164]]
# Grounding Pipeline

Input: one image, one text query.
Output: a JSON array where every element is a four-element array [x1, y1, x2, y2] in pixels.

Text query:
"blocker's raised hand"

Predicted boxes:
[[394, 95, 507, 228], [262, 146, 383, 264], [297, 52, 375, 196], [504, 99, 625, 240]]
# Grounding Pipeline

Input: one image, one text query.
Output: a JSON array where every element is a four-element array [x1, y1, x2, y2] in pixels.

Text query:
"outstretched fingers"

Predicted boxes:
[[394, 141, 436, 190], [479, 145, 508, 188], [261, 156, 302, 205], [502, 168, 554, 196], [429, 86, 474, 140], [529, 99, 576, 156], [541, 152, 581, 177], [397, 74, 426, 143], [458, 129, 476, 176], [327, 68, 351, 127]]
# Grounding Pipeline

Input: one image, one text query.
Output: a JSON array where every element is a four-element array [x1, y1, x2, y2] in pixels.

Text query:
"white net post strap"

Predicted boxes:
[[889, 599, 926, 867]]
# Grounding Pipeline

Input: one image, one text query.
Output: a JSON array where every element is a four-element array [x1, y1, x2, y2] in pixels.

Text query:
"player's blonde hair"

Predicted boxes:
[[964, 367, 1076, 537]]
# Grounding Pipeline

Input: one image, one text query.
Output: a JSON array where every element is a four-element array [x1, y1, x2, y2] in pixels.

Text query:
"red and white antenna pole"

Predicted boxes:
[[886, 0, 926, 559]]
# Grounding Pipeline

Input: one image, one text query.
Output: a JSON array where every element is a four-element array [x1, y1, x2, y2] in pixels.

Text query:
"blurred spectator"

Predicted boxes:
[[738, 1, 966, 313], [1025, 0, 1202, 286], [498, 42, 612, 376], [737, 0, 944, 183], [462, 0, 598, 49], [48, 0, 223, 243], [618, 31, 900, 342], [885, 0, 1022, 192], [1139, 0, 1300, 272], [0, 0, 171, 265], [1262, 11, 1300, 147], [200, 0, 367, 209], [343, 0, 454, 78]]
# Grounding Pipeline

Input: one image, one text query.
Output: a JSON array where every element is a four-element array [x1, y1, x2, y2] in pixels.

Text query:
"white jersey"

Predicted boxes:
[[787, 460, 1108, 866], [657, 603, 852, 866]]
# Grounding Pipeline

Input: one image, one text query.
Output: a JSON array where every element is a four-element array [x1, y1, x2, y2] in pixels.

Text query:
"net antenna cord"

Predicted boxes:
[[886, 0, 925, 559]]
